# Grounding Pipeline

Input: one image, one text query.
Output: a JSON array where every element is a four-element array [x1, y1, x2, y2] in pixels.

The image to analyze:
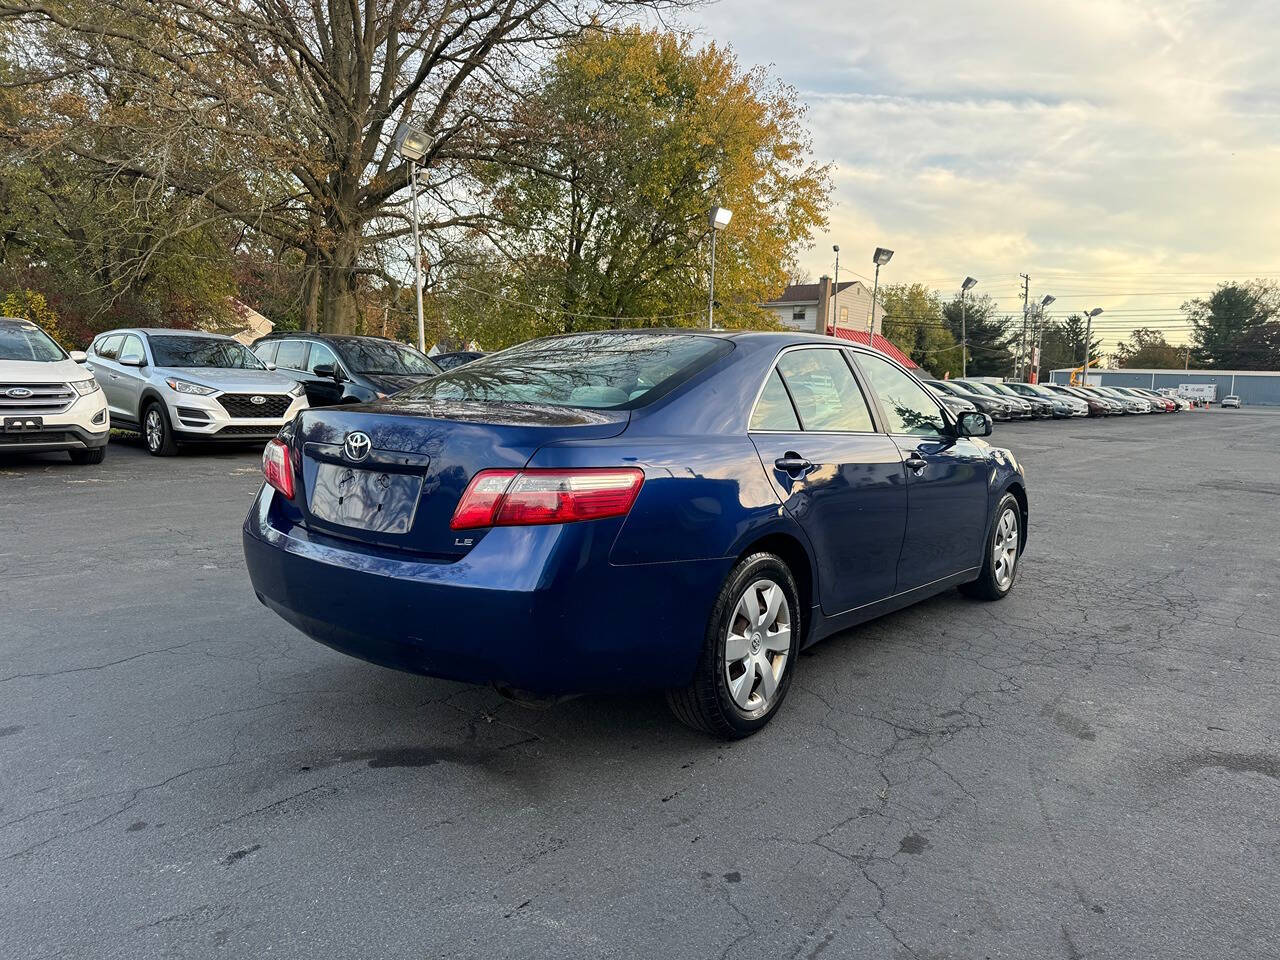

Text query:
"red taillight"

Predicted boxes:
[[450, 467, 644, 530], [262, 438, 294, 499]]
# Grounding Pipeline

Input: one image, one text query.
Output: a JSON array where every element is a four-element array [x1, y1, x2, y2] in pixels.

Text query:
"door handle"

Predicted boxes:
[[775, 454, 813, 475], [904, 455, 928, 474]]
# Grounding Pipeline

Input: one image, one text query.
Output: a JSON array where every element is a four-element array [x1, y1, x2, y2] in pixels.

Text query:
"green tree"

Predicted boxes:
[[880, 283, 959, 374], [475, 27, 830, 339], [940, 294, 1014, 377], [1039, 314, 1104, 373], [1112, 328, 1187, 368], [1185, 281, 1280, 369]]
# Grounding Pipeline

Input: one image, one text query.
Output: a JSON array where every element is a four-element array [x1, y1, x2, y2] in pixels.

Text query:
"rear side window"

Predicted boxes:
[[750, 370, 801, 431], [394, 333, 730, 410], [274, 340, 308, 370], [774, 348, 874, 432], [95, 334, 124, 360]]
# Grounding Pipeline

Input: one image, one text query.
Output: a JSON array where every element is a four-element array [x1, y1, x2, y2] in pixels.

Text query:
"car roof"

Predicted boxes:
[[96, 327, 237, 340]]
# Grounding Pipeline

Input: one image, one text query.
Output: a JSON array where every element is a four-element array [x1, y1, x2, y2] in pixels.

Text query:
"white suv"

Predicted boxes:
[[0, 316, 109, 464]]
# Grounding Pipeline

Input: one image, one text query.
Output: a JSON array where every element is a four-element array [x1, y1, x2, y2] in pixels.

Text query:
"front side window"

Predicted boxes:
[[395, 333, 729, 410], [773, 348, 874, 432], [253, 341, 278, 365], [306, 342, 339, 374], [148, 336, 266, 369], [750, 370, 801, 431], [855, 352, 947, 437], [118, 334, 146, 365], [0, 320, 66, 362]]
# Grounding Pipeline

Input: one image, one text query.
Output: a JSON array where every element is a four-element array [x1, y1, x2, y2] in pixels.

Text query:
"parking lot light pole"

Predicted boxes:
[[1082, 307, 1103, 384], [960, 276, 977, 377], [831, 245, 840, 333], [869, 247, 894, 336], [1034, 295, 1055, 383], [707, 206, 733, 329], [395, 122, 434, 352]]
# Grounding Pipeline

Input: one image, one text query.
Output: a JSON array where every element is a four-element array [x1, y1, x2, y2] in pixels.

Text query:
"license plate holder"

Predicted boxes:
[[4, 416, 43, 433], [309, 463, 423, 534]]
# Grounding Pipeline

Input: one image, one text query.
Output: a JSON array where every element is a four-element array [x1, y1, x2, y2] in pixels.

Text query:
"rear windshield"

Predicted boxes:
[[0, 320, 66, 362], [393, 333, 730, 409], [150, 336, 266, 369]]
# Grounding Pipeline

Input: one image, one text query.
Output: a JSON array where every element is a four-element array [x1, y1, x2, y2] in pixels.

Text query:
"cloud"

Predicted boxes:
[[679, 0, 1280, 346]]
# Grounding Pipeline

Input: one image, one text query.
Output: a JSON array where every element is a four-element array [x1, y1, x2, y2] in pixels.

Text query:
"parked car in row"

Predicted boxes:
[[926, 379, 1016, 420], [983, 380, 1056, 418], [1222, 395, 1241, 408], [1005, 382, 1088, 417], [252, 333, 441, 407], [926, 384, 977, 417], [86, 329, 309, 456], [0, 316, 109, 464], [244, 330, 1028, 739], [953, 379, 1034, 419]]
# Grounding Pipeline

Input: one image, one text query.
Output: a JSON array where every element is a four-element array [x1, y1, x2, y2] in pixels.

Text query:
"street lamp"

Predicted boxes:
[[1081, 307, 1103, 384], [869, 246, 893, 335], [1033, 295, 1055, 383], [831, 244, 840, 334], [960, 276, 978, 378], [707, 206, 733, 329], [395, 122, 434, 352]]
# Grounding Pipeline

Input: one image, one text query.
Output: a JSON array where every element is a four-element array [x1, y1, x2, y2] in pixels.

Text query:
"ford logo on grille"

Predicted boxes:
[[343, 431, 372, 462], [5, 387, 33, 399], [250, 395, 267, 405]]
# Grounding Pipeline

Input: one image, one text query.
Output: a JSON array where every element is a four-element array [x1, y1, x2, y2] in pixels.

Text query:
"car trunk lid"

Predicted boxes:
[[288, 400, 629, 559]]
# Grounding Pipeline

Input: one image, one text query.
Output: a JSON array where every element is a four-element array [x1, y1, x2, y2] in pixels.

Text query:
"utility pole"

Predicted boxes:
[[1081, 307, 1103, 385], [832, 245, 840, 334], [1017, 273, 1030, 380], [960, 276, 977, 378]]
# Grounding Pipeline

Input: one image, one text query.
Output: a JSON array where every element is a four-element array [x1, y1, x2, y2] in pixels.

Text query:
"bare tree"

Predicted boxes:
[[0, 0, 687, 331]]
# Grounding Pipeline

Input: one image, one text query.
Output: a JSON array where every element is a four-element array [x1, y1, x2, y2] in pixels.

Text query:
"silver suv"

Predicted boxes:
[[86, 328, 308, 456]]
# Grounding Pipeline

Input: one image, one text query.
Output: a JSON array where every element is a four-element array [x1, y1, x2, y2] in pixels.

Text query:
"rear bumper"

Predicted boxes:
[[242, 487, 729, 694]]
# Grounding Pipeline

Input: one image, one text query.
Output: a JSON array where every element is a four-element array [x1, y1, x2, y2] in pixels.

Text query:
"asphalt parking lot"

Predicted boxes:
[[4, 410, 1279, 960]]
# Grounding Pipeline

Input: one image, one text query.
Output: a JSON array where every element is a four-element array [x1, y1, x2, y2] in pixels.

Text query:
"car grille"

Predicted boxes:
[[0, 430, 73, 445], [0, 382, 75, 414], [216, 393, 291, 418], [216, 424, 279, 437]]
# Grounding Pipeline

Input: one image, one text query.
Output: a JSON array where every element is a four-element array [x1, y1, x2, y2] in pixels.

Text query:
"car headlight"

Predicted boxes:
[[165, 378, 218, 396], [288, 381, 306, 398], [71, 378, 101, 396]]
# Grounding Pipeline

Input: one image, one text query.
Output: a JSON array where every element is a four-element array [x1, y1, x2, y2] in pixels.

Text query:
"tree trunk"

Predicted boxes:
[[320, 230, 362, 333], [302, 247, 320, 332]]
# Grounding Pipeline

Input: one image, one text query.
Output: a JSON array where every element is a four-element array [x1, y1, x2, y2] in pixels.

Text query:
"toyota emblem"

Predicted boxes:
[[250, 395, 267, 405], [5, 387, 33, 399], [343, 431, 372, 462]]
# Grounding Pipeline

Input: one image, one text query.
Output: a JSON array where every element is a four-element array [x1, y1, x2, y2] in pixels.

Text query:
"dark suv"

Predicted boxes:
[[252, 334, 440, 407]]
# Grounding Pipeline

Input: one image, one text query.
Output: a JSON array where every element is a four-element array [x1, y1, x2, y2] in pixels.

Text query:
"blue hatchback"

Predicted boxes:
[[243, 330, 1027, 737]]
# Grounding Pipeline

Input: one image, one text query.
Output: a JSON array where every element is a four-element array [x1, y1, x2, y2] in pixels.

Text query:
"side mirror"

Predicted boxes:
[[957, 411, 993, 437], [265, 362, 277, 371], [69, 350, 88, 363], [312, 363, 339, 380], [119, 353, 146, 368]]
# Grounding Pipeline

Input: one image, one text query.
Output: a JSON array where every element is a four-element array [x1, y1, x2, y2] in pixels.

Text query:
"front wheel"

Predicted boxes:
[[667, 553, 800, 739], [143, 402, 179, 456], [960, 493, 1022, 601]]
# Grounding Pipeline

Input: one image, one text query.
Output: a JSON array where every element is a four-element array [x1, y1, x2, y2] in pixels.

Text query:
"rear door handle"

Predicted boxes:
[[904, 455, 928, 473], [774, 455, 813, 475]]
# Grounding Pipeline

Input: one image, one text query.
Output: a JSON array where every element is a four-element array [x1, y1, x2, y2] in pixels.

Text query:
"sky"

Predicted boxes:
[[677, 0, 1280, 349]]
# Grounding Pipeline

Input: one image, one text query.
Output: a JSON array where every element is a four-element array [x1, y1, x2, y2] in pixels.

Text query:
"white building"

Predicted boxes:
[[760, 276, 885, 336]]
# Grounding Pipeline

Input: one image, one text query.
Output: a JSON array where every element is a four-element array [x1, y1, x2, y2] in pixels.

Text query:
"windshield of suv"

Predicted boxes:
[[956, 381, 1003, 398], [0, 319, 67, 362], [393, 332, 730, 410], [149, 336, 266, 369], [336, 339, 440, 376]]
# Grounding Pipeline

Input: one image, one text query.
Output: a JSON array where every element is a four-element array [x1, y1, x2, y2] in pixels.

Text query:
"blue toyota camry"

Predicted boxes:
[[243, 330, 1027, 738]]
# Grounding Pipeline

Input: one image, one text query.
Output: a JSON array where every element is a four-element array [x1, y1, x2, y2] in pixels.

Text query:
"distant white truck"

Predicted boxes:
[[1177, 383, 1217, 402]]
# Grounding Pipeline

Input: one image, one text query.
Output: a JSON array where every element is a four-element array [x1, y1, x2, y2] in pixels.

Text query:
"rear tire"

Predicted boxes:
[[143, 402, 179, 456], [68, 446, 106, 465], [667, 552, 800, 739], [960, 492, 1022, 601]]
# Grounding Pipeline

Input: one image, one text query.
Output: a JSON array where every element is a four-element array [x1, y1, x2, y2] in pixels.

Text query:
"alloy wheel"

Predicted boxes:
[[723, 578, 791, 712], [992, 507, 1019, 590], [145, 408, 163, 452]]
